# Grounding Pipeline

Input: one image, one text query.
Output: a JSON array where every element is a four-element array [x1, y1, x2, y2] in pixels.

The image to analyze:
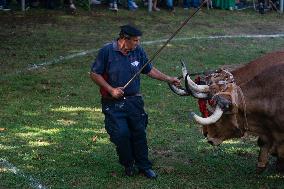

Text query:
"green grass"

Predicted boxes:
[[1, 6, 284, 189]]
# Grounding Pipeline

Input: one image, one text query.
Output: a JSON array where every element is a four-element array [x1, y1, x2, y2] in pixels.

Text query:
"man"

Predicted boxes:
[[90, 24, 180, 179]]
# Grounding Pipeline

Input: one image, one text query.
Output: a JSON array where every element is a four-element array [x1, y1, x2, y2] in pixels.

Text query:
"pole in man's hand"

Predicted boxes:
[[122, 0, 207, 90]]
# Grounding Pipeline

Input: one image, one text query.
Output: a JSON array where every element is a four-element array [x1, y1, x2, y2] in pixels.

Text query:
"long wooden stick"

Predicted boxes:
[[123, 0, 207, 90]]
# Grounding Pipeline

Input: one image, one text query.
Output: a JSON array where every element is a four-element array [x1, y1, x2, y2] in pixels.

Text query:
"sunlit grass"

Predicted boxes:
[[0, 144, 18, 150], [22, 111, 40, 116], [266, 174, 284, 179], [15, 128, 61, 138], [0, 167, 9, 173], [95, 137, 110, 145], [223, 140, 244, 144], [28, 141, 51, 147], [56, 119, 77, 126], [51, 106, 102, 113]]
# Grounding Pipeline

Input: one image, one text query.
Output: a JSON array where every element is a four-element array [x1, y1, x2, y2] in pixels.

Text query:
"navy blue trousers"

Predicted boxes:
[[102, 96, 152, 170]]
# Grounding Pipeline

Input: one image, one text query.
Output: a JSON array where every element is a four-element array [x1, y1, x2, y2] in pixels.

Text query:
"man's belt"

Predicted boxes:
[[102, 93, 142, 101], [124, 93, 142, 98]]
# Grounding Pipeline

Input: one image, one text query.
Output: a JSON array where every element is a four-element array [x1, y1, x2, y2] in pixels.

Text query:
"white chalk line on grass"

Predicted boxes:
[[27, 49, 99, 70], [0, 159, 48, 189], [142, 33, 284, 45], [0, 49, 100, 80], [1, 33, 284, 79], [24, 33, 284, 69]]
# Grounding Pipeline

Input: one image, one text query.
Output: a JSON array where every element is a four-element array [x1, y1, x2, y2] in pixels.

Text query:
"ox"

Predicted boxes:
[[170, 51, 284, 172]]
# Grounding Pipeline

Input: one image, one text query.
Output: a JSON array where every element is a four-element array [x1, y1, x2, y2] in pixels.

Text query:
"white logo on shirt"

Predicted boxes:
[[131, 61, 139, 67]]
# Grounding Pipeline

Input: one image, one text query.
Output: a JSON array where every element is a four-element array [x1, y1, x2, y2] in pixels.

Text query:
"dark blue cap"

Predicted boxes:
[[120, 24, 142, 37]]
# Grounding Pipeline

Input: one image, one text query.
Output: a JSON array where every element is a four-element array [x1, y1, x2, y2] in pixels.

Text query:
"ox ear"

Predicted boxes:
[[216, 84, 241, 114], [213, 95, 232, 112]]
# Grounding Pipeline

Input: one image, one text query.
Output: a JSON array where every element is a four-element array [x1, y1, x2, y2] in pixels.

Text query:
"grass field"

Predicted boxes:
[[1, 5, 284, 189]]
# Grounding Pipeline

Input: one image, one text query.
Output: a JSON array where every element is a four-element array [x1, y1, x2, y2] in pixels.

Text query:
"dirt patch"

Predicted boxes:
[[0, 11, 58, 26], [230, 22, 284, 35], [0, 11, 59, 41]]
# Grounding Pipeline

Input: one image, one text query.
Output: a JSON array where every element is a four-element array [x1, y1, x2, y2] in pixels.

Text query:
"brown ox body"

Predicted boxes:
[[203, 51, 284, 172], [170, 51, 284, 172]]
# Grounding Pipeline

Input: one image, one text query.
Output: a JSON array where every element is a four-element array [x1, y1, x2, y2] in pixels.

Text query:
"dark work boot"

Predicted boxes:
[[124, 165, 135, 177], [139, 169, 158, 179]]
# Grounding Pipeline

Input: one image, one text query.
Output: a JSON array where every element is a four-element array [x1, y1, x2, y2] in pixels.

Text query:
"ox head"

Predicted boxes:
[[196, 70, 246, 145], [170, 66, 246, 146]]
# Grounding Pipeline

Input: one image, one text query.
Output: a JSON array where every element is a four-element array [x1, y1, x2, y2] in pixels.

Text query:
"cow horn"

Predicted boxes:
[[190, 105, 223, 125], [168, 75, 209, 98], [169, 83, 209, 98], [168, 83, 190, 96], [181, 61, 188, 78], [191, 91, 209, 99], [185, 74, 210, 93], [180, 61, 210, 93]]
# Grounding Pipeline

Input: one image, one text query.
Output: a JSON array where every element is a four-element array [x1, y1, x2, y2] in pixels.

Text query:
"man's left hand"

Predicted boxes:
[[168, 77, 181, 87]]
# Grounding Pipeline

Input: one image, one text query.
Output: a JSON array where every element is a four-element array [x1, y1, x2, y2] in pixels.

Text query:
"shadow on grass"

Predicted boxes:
[[0, 101, 124, 188]]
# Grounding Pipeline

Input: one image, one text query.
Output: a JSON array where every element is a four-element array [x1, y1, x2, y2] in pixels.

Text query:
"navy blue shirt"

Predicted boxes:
[[91, 41, 152, 96]]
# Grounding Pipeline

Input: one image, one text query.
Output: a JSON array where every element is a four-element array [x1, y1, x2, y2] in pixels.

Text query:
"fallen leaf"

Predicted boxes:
[[92, 136, 97, 143]]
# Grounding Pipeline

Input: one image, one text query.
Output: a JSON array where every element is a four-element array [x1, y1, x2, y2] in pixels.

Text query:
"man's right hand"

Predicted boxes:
[[110, 87, 124, 99]]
